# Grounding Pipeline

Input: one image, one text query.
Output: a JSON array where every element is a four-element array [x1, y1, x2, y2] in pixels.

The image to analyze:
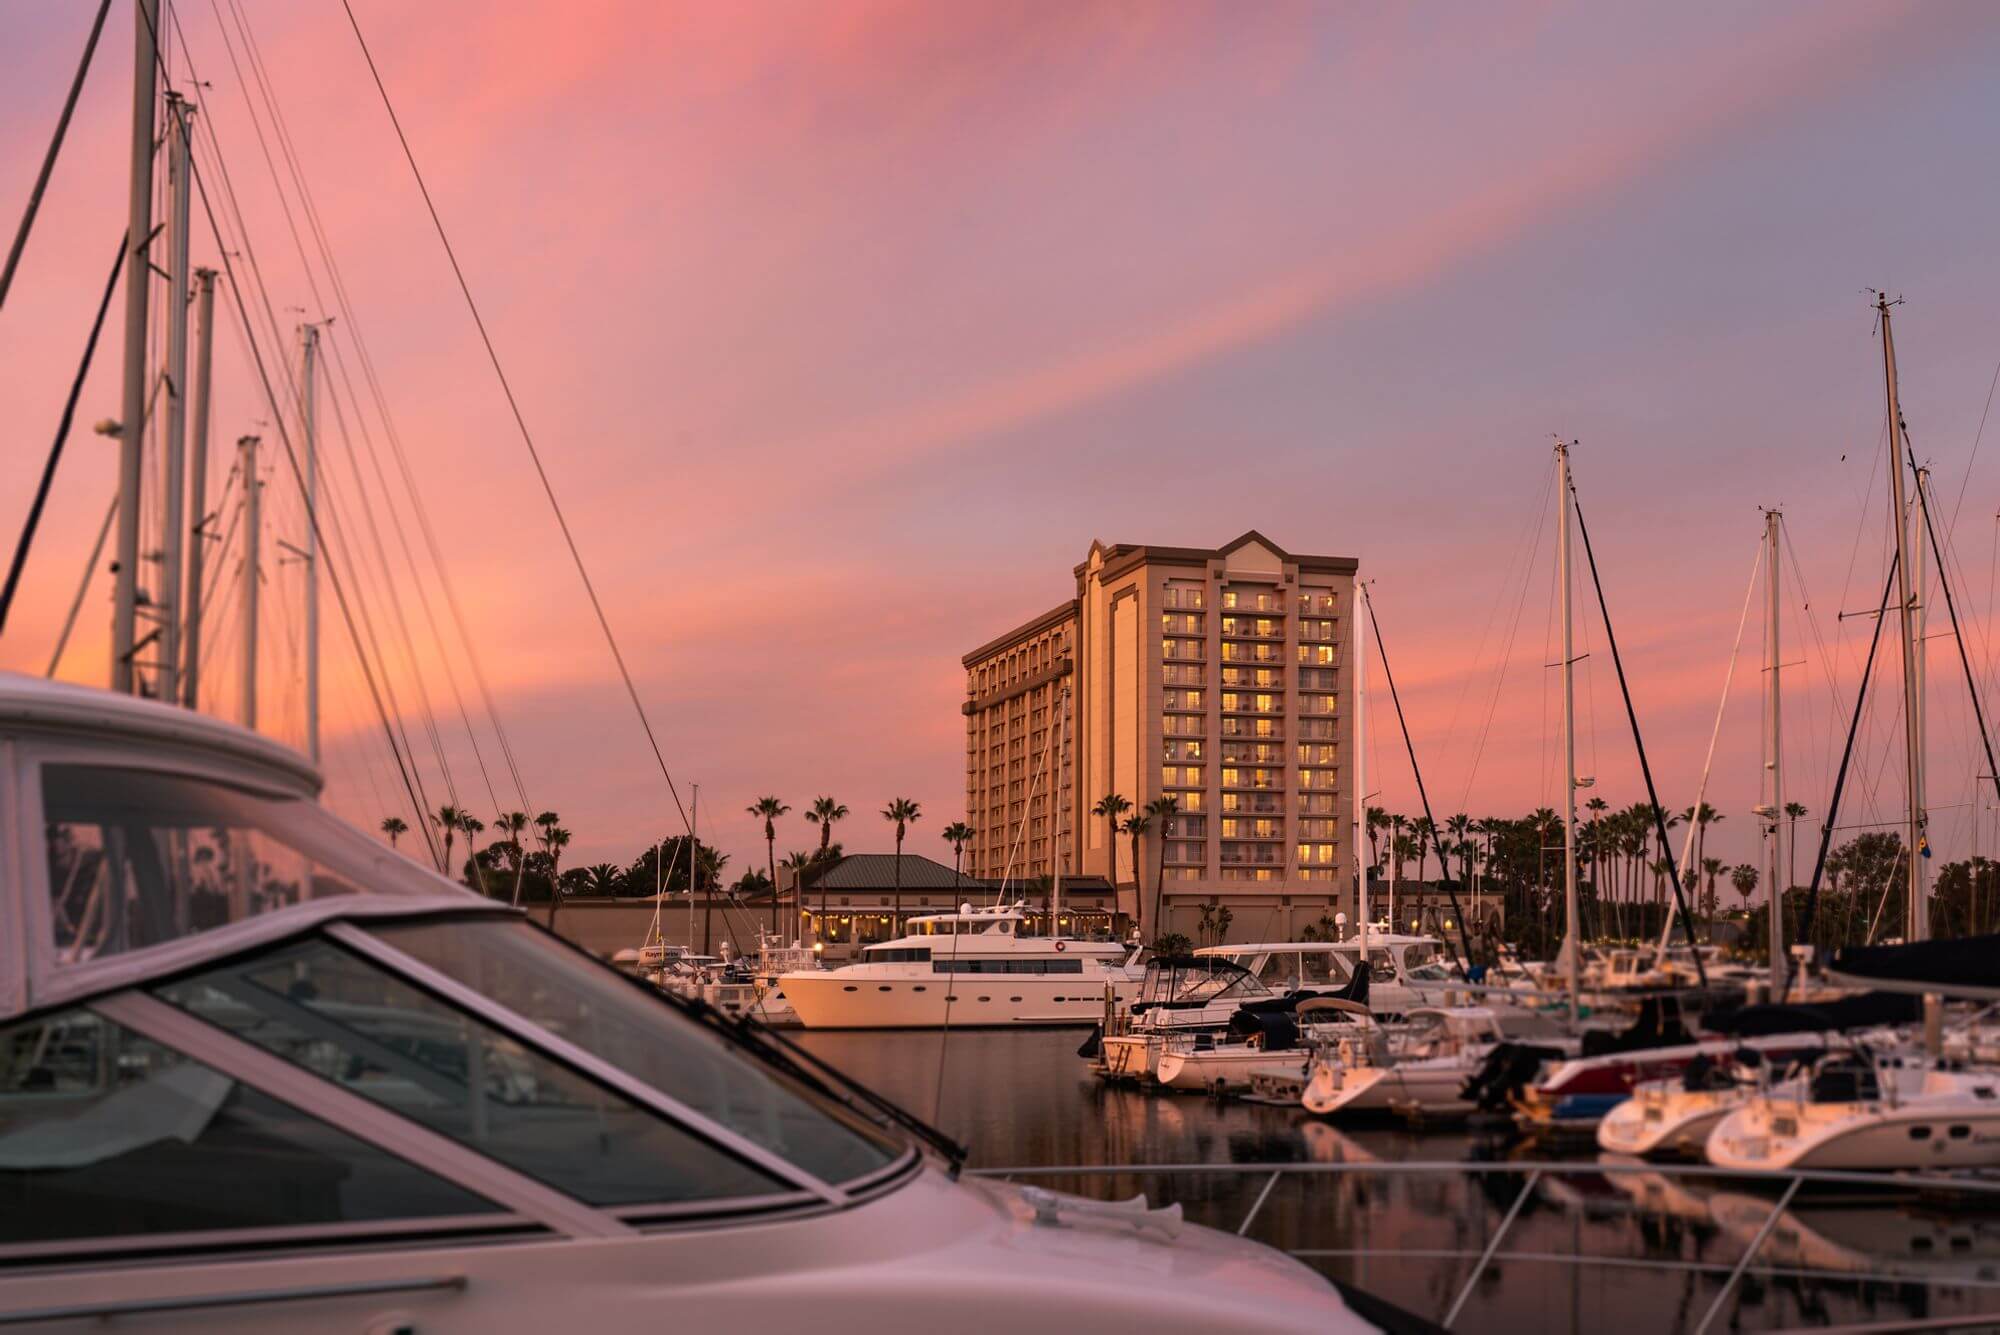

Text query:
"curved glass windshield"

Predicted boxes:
[[156, 937, 787, 1207], [371, 920, 903, 1186], [0, 1009, 502, 1245], [41, 764, 457, 966]]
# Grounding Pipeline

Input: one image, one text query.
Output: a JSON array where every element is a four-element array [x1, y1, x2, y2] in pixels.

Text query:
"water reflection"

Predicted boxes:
[[793, 1029, 2000, 1332]]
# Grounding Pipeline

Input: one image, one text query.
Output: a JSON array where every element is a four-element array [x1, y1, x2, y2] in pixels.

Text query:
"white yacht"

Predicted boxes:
[[1093, 955, 1277, 1082], [779, 904, 1141, 1029], [1153, 997, 1370, 1095], [1706, 1049, 2000, 1173], [0, 675, 1374, 1332], [1263, 1007, 1574, 1119]]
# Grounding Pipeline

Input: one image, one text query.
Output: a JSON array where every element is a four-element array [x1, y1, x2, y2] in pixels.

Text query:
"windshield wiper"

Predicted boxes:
[[668, 991, 969, 1175]]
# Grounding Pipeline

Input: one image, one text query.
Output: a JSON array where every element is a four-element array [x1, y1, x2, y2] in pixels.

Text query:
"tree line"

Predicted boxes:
[[381, 794, 981, 938]]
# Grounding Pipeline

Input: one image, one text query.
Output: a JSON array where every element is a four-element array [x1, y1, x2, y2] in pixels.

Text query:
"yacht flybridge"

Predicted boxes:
[[780, 904, 1143, 1029], [0, 674, 1373, 1332]]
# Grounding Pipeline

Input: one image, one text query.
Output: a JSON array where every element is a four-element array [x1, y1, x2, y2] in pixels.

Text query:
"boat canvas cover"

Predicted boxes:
[[1705, 990, 1922, 1037], [1828, 934, 2000, 1000]]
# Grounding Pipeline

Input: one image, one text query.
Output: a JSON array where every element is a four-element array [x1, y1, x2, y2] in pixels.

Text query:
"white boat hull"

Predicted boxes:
[[1708, 1096, 2000, 1172], [783, 971, 1137, 1029], [1300, 1058, 1478, 1118], [1597, 1084, 1746, 1159], [1155, 1047, 1309, 1094]]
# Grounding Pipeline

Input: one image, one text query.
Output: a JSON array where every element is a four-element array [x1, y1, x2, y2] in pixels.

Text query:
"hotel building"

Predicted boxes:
[[962, 532, 1357, 944]]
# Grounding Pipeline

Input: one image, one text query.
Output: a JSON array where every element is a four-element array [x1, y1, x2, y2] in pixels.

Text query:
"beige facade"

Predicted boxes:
[[964, 532, 1358, 944]]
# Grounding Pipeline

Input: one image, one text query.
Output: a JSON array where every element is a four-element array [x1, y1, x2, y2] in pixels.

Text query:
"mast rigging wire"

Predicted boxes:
[[45, 498, 118, 678], [182, 0, 515, 823], [1357, 584, 1476, 977], [1566, 483, 1709, 992], [1913, 467, 2000, 815], [338, 0, 691, 833], [1651, 537, 1763, 964], [131, 3, 442, 852], [1, 232, 126, 637], [0, 0, 113, 315], [1790, 554, 1899, 992]]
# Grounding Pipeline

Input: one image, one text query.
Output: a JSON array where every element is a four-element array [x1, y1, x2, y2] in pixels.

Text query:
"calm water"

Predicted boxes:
[[793, 1028, 2000, 1333]]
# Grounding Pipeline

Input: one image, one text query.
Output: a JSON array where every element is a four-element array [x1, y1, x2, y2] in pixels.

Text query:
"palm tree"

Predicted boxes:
[[1389, 814, 1408, 881], [941, 821, 975, 896], [581, 862, 623, 896], [1121, 813, 1152, 939], [542, 824, 572, 931], [805, 797, 848, 864], [780, 850, 815, 942], [748, 796, 791, 932], [1409, 815, 1436, 884], [1700, 856, 1725, 921], [1366, 806, 1391, 874], [493, 811, 531, 906], [1731, 863, 1759, 910], [1784, 802, 1808, 891], [1145, 796, 1181, 944], [1447, 813, 1474, 891], [1093, 794, 1132, 896], [1681, 803, 1724, 898], [457, 813, 487, 893], [431, 805, 464, 876], [882, 797, 921, 928], [380, 815, 408, 849]]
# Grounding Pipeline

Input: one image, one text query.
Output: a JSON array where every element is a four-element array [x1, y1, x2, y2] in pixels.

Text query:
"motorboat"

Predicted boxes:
[[1153, 993, 1370, 1095], [1279, 1007, 1576, 1120], [1090, 955, 1275, 1083], [777, 903, 1142, 1029], [0, 673, 1376, 1332], [1596, 1052, 1767, 1160]]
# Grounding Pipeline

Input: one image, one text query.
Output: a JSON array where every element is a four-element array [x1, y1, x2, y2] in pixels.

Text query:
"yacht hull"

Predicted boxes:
[[1596, 1085, 1745, 1159], [1708, 1098, 2000, 1172], [782, 971, 1139, 1029]]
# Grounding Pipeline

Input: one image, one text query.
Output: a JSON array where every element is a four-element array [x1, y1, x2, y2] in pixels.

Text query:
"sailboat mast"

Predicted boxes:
[[111, 0, 161, 694], [183, 268, 217, 708], [1355, 577, 1369, 953], [688, 783, 700, 951], [157, 94, 194, 706], [1766, 510, 1786, 992], [1557, 439, 1580, 1027], [238, 435, 260, 730], [1878, 295, 1926, 941], [1913, 465, 1930, 934], [300, 324, 322, 765]]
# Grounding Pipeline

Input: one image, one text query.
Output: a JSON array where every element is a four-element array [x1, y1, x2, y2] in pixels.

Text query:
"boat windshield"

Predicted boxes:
[[158, 919, 905, 1189], [1248, 950, 1343, 989], [1142, 958, 1268, 1003], [40, 762, 445, 968]]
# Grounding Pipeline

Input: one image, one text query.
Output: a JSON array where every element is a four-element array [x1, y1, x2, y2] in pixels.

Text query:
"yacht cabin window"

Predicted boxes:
[[38, 764, 427, 968], [0, 1009, 502, 1248], [931, 958, 1083, 975], [866, 948, 932, 963]]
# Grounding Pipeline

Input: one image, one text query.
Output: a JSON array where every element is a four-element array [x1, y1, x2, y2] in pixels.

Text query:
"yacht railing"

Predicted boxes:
[[971, 1159, 2000, 1334]]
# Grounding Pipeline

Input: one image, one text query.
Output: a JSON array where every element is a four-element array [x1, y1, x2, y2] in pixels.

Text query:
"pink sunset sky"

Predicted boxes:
[[6, 1, 2000, 886]]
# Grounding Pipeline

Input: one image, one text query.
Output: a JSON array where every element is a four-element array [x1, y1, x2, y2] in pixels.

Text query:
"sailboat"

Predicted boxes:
[[1707, 294, 2000, 1173]]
